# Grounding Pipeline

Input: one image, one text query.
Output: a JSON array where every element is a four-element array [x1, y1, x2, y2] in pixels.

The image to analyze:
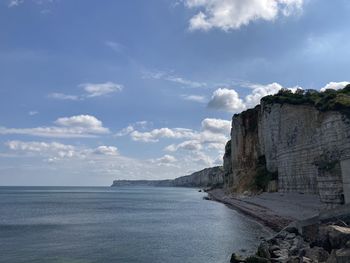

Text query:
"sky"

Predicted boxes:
[[0, 0, 349, 186]]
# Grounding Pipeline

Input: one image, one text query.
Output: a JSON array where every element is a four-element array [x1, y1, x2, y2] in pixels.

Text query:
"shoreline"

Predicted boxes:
[[206, 188, 323, 232]]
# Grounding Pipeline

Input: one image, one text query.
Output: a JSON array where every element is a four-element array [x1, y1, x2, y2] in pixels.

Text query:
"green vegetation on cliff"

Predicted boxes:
[[262, 84, 350, 118]]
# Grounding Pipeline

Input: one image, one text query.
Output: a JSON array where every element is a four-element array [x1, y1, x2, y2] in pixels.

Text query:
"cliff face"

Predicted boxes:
[[111, 179, 174, 187], [112, 166, 224, 188], [224, 101, 350, 206], [173, 166, 224, 188]]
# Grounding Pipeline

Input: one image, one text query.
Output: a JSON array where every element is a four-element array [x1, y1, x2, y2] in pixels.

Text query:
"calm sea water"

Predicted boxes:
[[0, 186, 271, 263]]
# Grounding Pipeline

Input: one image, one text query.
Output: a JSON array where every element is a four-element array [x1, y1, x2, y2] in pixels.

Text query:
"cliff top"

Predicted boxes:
[[261, 84, 350, 117], [234, 85, 350, 120]]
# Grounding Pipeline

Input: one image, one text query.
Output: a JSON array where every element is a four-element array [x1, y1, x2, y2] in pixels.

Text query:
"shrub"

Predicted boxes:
[[261, 85, 350, 118]]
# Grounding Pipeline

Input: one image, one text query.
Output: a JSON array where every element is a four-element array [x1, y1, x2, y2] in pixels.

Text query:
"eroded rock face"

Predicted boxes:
[[224, 102, 350, 205], [112, 166, 224, 188], [225, 107, 262, 192], [173, 166, 224, 188]]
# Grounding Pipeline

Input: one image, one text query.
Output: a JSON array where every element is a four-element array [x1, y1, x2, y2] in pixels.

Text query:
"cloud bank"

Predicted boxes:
[[184, 0, 304, 31], [0, 115, 109, 138], [48, 82, 123, 101]]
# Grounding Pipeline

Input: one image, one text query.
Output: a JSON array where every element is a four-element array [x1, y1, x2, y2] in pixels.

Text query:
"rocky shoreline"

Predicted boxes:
[[208, 189, 290, 232], [207, 189, 322, 232], [206, 189, 350, 262], [230, 221, 350, 263]]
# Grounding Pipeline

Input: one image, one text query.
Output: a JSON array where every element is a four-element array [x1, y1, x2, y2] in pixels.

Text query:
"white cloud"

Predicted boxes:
[[3, 116, 230, 182], [182, 94, 207, 103], [245, 82, 284, 108], [105, 41, 124, 53], [165, 140, 203, 152], [114, 117, 229, 169], [155, 154, 177, 164], [93, 146, 119, 156], [115, 125, 135, 137], [54, 115, 108, 133], [8, 0, 58, 8], [6, 141, 77, 159], [201, 118, 231, 134], [49, 82, 123, 101], [48, 93, 80, 101], [8, 0, 23, 7], [161, 117, 229, 168], [130, 128, 196, 142], [208, 88, 246, 113], [143, 70, 206, 88], [115, 121, 152, 137], [191, 151, 213, 166], [5, 140, 120, 163], [28, 111, 39, 116], [0, 115, 110, 138], [208, 82, 301, 113], [2, 139, 218, 182], [320, 81, 350, 92], [184, 0, 303, 31], [80, 82, 123, 97]]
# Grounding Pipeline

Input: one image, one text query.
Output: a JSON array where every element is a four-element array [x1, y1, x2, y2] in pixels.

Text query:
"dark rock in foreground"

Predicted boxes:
[[231, 205, 350, 262]]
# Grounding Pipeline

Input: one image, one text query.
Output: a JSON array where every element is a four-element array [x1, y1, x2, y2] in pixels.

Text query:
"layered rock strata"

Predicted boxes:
[[224, 102, 350, 205]]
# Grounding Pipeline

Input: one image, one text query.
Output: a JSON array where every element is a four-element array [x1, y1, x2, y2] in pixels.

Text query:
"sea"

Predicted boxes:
[[0, 186, 272, 263]]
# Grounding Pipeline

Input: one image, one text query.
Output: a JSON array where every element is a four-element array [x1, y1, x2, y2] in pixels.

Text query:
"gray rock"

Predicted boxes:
[[302, 257, 312, 263], [276, 231, 288, 239], [335, 248, 350, 263], [286, 233, 296, 240], [230, 253, 245, 263], [224, 101, 350, 206], [257, 242, 271, 259], [245, 255, 270, 263], [285, 226, 299, 235], [326, 250, 337, 263], [328, 225, 350, 249], [272, 249, 289, 261], [286, 256, 301, 263], [345, 240, 350, 248], [303, 246, 329, 262], [269, 245, 280, 253]]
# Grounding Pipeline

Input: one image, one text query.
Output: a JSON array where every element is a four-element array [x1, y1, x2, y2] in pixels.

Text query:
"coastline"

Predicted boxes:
[[207, 189, 350, 262], [207, 188, 323, 232]]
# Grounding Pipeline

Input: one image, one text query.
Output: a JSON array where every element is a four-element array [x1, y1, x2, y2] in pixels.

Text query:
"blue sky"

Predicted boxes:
[[0, 0, 349, 186]]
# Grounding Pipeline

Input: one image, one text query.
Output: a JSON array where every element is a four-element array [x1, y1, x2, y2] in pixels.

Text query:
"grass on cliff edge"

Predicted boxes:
[[261, 84, 350, 118]]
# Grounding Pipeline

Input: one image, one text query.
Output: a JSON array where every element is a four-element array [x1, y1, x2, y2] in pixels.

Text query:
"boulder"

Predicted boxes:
[[335, 248, 350, 263], [271, 249, 289, 262], [328, 225, 350, 249], [230, 253, 245, 263], [285, 226, 299, 235], [302, 223, 319, 243], [289, 236, 308, 257], [245, 255, 270, 263], [313, 225, 332, 251], [286, 256, 301, 263], [326, 250, 337, 263], [302, 257, 312, 263], [268, 245, 280, 253], [257, 242, 271, 259], [286, 233, 296, 240], [303, 246, 329, 262]]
